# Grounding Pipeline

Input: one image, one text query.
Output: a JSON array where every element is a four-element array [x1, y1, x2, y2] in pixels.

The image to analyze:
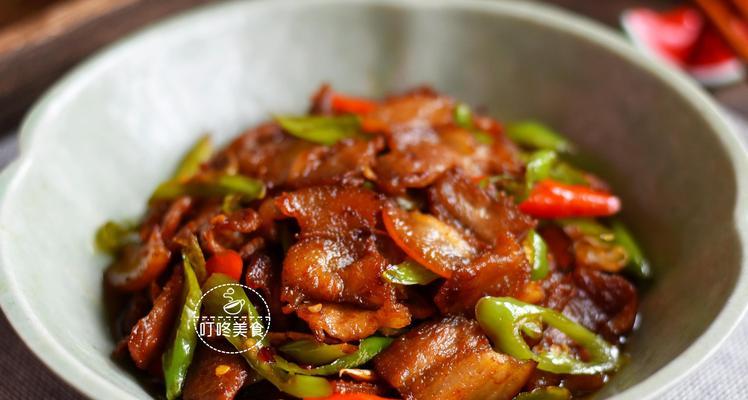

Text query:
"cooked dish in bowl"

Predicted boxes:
[[98, 85, 649, 400]]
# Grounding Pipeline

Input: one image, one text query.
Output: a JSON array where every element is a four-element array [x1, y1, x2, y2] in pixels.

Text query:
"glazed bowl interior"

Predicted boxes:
[[1, 1, 747, 399]]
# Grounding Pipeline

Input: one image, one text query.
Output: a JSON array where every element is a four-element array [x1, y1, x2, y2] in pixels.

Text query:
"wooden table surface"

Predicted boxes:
[[0, 0, 745, 399]]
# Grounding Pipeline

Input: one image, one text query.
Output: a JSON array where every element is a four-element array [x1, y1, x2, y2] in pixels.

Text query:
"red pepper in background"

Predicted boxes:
[[205, 250, 243, 281], [330, 92, 378, 114], [306, 394, 395, 400], [519, 179, 621, 218]]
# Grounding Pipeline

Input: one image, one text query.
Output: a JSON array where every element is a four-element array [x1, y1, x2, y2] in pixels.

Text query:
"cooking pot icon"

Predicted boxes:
[[222, 288, 246, 316]]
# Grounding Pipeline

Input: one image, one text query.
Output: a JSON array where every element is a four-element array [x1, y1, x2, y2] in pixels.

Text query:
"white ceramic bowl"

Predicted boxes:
[[1, 0, 747, 399]]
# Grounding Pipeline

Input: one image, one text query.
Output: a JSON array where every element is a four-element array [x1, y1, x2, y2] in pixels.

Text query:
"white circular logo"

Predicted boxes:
[[194, 283, 271, 354]]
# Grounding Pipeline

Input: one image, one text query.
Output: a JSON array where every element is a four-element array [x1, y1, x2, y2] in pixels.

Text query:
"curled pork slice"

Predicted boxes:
[[296, 302, 410, 342], [275, 185, 382, 237], [435, 233, 531, 315], [276, 186, 411, 340], [106, 227, 171, 292], [366, 92, 454, 132], [282, 235, 392, 307], [222, 122, 309, 188], [429, 172, 534, 243], [374, 316, 534, 400], [127, 266, 183, 369], [289, 137, 383, 188]]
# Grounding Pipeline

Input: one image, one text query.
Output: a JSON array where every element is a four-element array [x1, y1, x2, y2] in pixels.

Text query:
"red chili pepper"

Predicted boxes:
[[305, 394, 396, 400], [330, 92, 378, 114], [519, 179, 621, 218], [205, 250, 244, 281]]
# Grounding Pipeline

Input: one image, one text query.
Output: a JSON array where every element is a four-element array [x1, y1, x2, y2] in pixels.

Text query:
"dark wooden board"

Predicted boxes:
[[0, 0, 217, 132], [0, 0, 745, 133]]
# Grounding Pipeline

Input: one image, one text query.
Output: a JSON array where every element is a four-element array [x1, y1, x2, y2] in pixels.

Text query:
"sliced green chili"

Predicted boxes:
[[525, 150, 558, 193], [506, 121, 574, 153], [475, 296, 620, 375], [173, 135, 213, 182], [523, 230, 550, 281], [273, 336, 393, 376], [151, 174, 266, 202], [611, 220, 651, 279], [180, 233, 207, 284], [278, 340, 353, 366], [550, 161, 588, 186], [95, 220, 138, 254], [514, 387, 571, 400], [162, 255, 202, 400], [382, 260, 440, 285], [453, 102, 493, 145], [454, 103, 473, 128], [275, 115, 364, 146], [201, 274, 332, 398]]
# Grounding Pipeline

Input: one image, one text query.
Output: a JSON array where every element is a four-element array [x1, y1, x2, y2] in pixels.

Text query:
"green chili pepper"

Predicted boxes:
[[94, 220, 138, 254], [514, 387, 571, 400], [475, 296, 620, 375], [151, 174, 266, 202], [525, 150, 558, 193], [506, 121, 574, 153], [611, 220, 651, 280], [382, 260, 440, 285], [523, 230, 550, 281], [454, 103, 474, 129], [273, 336, 393, 376], [180, 233, 207, 284], [275, 115, 364, 145], [201, 274, 332, 398], [173, 135, 213, 182], [162, 255, 202, 400], [550, 161, 588, 186], [453, 103, 493, 145], [278, 340, 353, 366]]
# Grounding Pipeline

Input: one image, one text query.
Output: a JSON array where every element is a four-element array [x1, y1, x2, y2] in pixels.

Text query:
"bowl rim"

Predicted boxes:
[[1, 0, 747, 399]]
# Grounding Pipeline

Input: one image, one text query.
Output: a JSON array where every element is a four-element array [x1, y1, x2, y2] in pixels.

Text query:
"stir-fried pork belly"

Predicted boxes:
[[102, 85, 644, 399], [374, 316, 535, 400]]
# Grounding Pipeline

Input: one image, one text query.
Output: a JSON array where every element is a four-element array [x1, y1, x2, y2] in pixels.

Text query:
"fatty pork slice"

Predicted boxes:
[[127, 266, 183, 369], [373, 316, 534, 400], [435, 232, 531, 315], [275, 186, 411, 340], [429, 171, 534, 243], [182, 346, 256, 400]]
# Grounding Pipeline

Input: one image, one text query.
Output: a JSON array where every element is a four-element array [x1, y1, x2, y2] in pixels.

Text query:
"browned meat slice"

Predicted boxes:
[[199, 208, 262, 255], [572, 268, 638, 339], [244, 252, 289, 331], [160, 196, 194, 244], [435, 233, 531, 315], [183, 346, 255, 400], [127, 267, 183, 369], [106, 227, 172, 292], [330, 380, 391, 396], [373, 142, 459, 194], [297, 302, 410, 342], [289, 137, 383, 188], [429, 172, 534, 243], [282, 235, 392, 307], [374, 316, 534, 400], [222, 122, 321, 189], [366, 93, 454, 132], [275, 186, 382, 237]]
